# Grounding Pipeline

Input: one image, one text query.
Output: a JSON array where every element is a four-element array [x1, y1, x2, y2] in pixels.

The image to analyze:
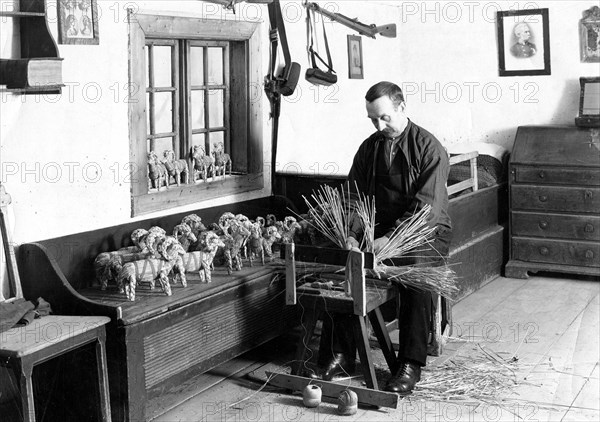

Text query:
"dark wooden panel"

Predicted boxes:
[[513, 165, 600, 186], [511, 185, 600, 213], [510, 125, 600, 167], [512, 236, 600, 268], [511, 211, 600, 241]]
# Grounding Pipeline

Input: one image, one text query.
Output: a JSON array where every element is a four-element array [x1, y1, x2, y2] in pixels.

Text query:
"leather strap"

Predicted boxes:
[[268, 0, 293, 80], [306, 7, 335, 72]]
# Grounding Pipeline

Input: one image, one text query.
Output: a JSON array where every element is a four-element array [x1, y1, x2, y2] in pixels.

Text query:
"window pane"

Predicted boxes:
[[153, 46, 172, 87], [208, 89, 224, 128], [146, 93, 151, 133], [190, 90, 205, 128], [207, 47, 223, 85], [210, 132, 224, 153], [154, 92, 173, 134], [145, 46, 150, 88], [190, 47, 204, 86]]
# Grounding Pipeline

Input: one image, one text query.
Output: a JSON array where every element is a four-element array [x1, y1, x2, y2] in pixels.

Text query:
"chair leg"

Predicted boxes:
[[12, 359, 36, 422], [427, 295, 443, 357], [352, 315, 378, 390], [95, 331, 112, 422], [368, 307, 398, 374]]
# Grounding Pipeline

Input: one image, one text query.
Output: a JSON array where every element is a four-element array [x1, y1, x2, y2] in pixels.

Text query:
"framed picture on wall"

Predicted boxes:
[[497, 8, 550, 76], [579, 6, 600, 63], [347, 35, 364, 79], [57, 0, 100, 45]]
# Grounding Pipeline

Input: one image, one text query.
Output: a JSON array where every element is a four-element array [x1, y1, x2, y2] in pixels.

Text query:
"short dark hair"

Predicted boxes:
[[365, 81, 405, 108]]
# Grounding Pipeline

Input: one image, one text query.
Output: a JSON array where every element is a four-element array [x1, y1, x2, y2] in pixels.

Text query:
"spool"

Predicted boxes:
[[302, 384, 322, 408], [337, 388, 358, 416]]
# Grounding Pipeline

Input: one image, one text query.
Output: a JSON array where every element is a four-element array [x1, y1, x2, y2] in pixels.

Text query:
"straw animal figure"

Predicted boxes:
[[173, 223, 197, 252], [144, 226, 168, 258], [261, 225, 281, 260], [182, 231, 225, 283], [279, 216, 302, 244], [94, 228, 150, 291], [181, 214, 207, 250], [235, 213, 252, 259], [148, 151, 168, 190], [246, 222, 265, 266], [191, 145, 215, 182], [220, 220, 251, 275], [118, 236, 186, 301], [212, 142, 232, 178], [163, 150, 189, 186]]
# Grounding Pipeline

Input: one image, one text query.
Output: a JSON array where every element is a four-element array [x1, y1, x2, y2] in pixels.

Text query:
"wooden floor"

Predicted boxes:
[[150, 274, 599, 422]]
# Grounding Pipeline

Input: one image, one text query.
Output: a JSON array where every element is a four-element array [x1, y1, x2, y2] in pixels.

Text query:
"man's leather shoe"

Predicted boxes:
[[385, 360, 422, 395], [314, 353, 356, 381]]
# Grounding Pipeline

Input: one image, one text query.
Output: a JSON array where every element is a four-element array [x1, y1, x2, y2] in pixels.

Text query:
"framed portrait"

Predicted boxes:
[[347, 35, 363, 79], [580, 6, 600, 63], [57, 0, 100, 45], [497, 8, 550, 76]]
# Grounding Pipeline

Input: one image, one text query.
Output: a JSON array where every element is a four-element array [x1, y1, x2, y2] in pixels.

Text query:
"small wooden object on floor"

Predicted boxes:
[[265, 372, 398, 409]]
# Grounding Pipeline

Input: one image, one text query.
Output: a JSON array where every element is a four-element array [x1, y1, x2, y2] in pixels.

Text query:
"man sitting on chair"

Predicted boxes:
[[313, 81, 452, 395]]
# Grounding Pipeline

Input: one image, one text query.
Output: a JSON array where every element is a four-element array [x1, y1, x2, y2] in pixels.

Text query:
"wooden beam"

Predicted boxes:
[[265, 372, 398, 409]]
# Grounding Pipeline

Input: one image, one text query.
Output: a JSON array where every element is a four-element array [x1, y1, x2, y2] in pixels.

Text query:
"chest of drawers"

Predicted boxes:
[[505, 125, 600, 279]]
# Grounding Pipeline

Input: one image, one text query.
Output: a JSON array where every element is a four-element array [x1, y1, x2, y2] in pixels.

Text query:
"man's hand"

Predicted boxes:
[[373, 236, 389, 254], [345, 236, 360, 251]]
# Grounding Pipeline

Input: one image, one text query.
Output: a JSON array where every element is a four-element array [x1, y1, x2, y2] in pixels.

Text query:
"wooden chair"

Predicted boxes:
[[0, 184, 112, 422]]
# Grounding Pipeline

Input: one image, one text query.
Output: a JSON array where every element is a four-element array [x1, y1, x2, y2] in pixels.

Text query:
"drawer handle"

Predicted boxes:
[[539, 221, 548, 229], [585, 224, 595, 233], [539, 195, 548, 202], [539, 247, 549, 256], [585, 190, 593, 200], [585, 250, 594, 259], [538, 170, 545, 179]]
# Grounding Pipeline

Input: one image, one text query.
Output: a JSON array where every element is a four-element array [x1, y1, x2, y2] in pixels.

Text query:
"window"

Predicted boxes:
[[129, 13, 263, 216]]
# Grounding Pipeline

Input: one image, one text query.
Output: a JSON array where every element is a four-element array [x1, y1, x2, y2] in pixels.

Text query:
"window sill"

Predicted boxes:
[[132, 173, 264, 216]]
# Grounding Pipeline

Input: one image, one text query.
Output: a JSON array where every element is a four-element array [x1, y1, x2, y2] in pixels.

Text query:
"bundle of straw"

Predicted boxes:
[[300, 184, 457, 297], [301, 184, 356, 249], [370, 264, 458, 298]]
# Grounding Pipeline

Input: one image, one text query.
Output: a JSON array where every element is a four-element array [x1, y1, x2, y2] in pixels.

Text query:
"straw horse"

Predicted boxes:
[[191, 145, 215, 182], [163, 150, 189, 186]]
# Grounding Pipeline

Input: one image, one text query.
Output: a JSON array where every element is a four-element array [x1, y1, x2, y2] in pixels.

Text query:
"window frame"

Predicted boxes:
[[128, 13, 263, 216]]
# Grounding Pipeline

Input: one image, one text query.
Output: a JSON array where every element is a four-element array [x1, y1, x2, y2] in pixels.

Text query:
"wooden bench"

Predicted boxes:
[[17, 195, 299, 422]]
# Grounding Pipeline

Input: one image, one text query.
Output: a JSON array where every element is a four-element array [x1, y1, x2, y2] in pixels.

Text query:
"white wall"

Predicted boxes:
[[0, 0, 598, 242], [276, 1, 600, 176]]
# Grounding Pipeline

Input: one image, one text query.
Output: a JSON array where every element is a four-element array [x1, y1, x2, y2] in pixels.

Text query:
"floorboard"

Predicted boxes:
[[150, 274, 600, 422]]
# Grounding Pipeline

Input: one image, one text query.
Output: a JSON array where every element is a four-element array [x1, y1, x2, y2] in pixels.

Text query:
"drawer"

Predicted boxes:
[[511, 185, 600, 213], [511, 211, 600, 241], [511, 237, 600, 268], [512, 165, 600, 186]]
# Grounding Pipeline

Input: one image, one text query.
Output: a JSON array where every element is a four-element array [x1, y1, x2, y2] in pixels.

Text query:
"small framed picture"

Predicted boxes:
[[497, 8, 550, 76], [347, 35, 363, 79], [580, 6, 600, 63], [57, 0, 100, 45]]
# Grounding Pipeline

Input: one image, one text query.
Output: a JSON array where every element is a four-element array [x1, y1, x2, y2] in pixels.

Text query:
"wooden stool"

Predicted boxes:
[[0, 315, 112, 422], [285, 244, 398, 390], [291, 282, 398, 390]]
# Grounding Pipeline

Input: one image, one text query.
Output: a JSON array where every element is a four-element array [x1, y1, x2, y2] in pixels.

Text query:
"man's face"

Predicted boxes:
[[515, 25, 531, 41], [366, 96, 407, 138]]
